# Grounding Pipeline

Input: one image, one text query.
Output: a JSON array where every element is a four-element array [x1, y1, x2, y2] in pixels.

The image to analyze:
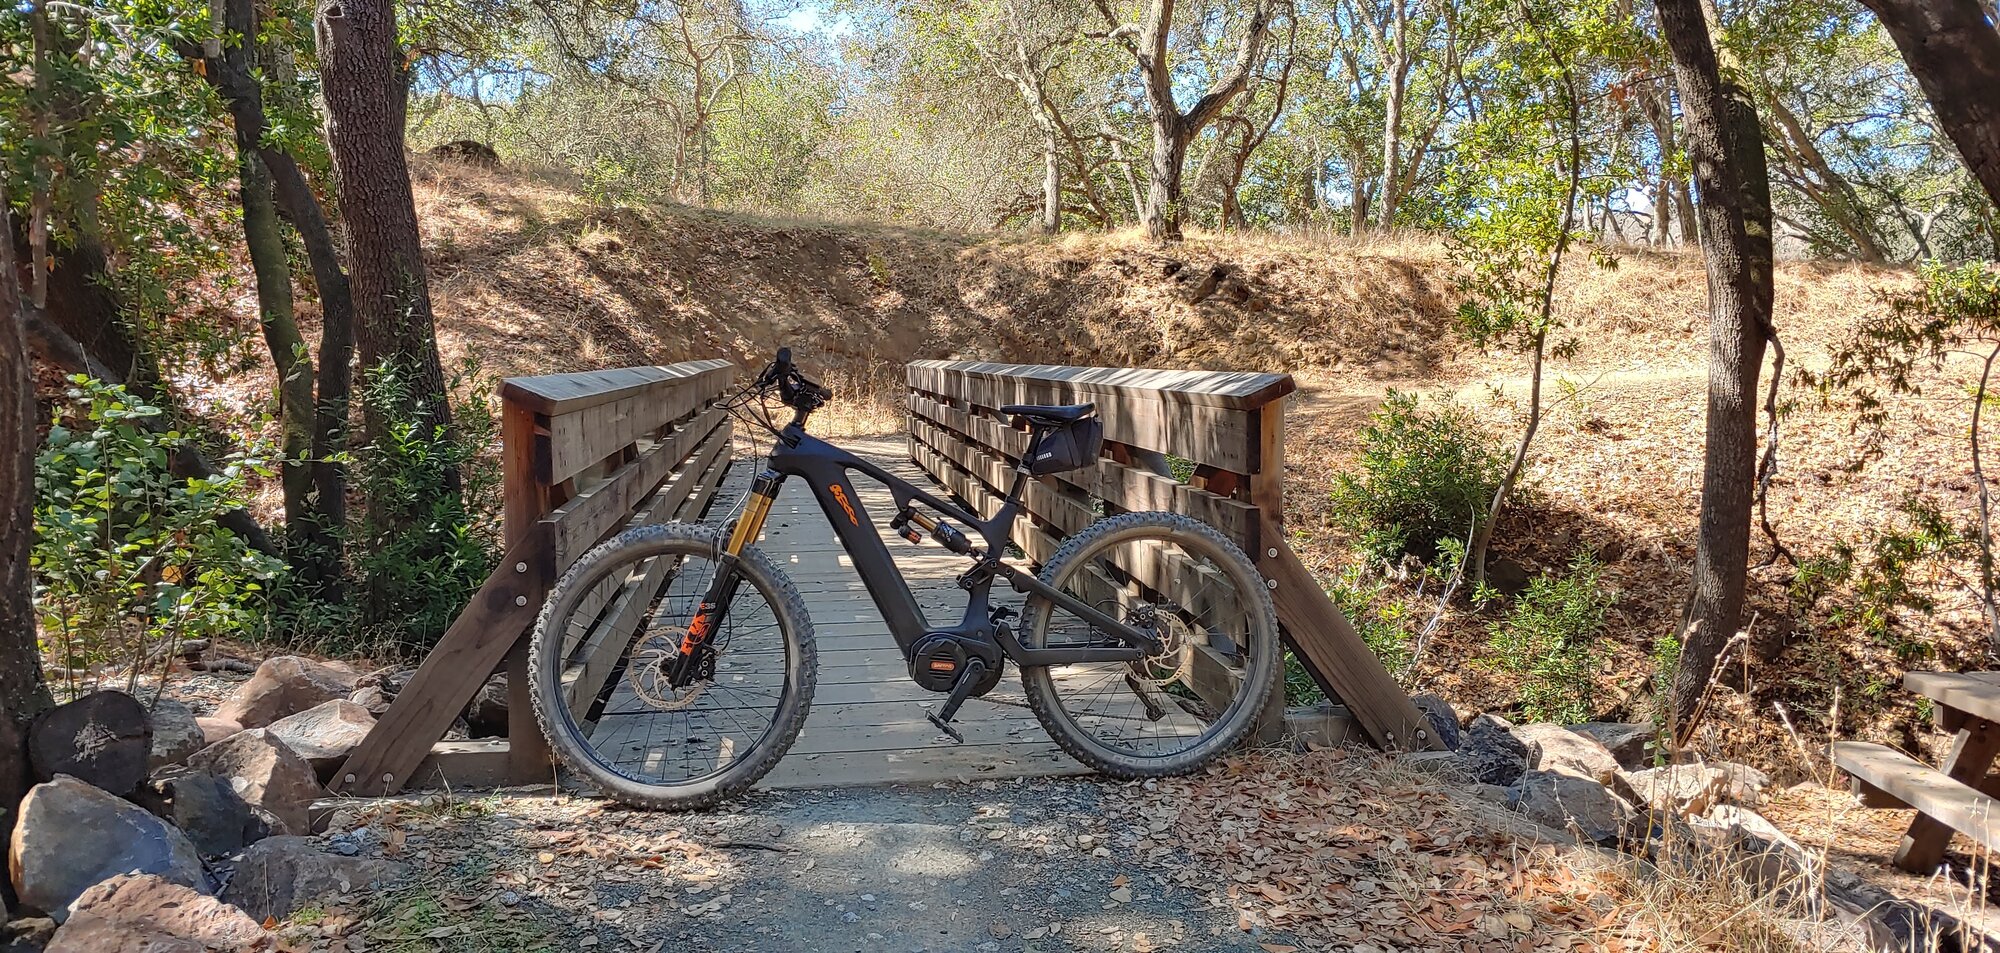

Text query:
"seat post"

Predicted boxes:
[[1003, 427, 1047, 505]]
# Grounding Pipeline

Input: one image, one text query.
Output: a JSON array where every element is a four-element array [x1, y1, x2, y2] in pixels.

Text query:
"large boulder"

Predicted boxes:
[[462, 674, 509, 739], [149, 699, 207, 771], [1616, 762, 1770, 816], [1566, 722, 1655, 769], [184, 729, 321, 834], [194, 716, 242, 748], [219, 837, 407, 922], [1457, 714, 1534, 786], [1512, 723, 1621, 783], [132, 770, 273, 858], [49, 874, 267, 952], [1411, 693, 1463, 750], [214, 657, 360, 729], [27, 690, 152, 796], [9, 776, 208, 920], [263, 700, 375, 783], [1514, 770, 1638, 847]]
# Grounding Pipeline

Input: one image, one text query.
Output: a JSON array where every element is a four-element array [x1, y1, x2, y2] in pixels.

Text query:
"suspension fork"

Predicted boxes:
[[668, 469, 781, 685]]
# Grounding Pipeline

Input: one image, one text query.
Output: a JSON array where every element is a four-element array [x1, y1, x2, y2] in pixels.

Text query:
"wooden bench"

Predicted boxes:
[[1833, 671, 2000, 872]]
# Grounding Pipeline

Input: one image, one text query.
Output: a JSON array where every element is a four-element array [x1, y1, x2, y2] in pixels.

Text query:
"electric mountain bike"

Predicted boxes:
[[527, 348, 1280, 808]]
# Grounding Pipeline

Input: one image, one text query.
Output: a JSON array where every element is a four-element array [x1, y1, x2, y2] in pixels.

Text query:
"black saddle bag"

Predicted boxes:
[[1027, 415, 1104, 475]]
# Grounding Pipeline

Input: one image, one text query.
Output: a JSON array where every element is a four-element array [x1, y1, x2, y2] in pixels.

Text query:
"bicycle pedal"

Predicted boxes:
[[925, 711, 965, 744]]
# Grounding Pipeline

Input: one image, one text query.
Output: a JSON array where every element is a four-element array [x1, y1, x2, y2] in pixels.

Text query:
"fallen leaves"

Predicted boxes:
[[1112, 750, 1629, 953]]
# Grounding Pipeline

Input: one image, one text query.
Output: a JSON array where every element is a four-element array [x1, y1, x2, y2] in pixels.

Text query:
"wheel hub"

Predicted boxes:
[[1125, 603, 1195, 688], [627, 627, 713, 711]]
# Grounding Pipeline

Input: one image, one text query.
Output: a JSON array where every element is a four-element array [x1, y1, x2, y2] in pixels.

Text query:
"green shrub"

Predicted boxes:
[[1787, 494, 1965, 663], [32, 377, 283, 693], [1486, 552, 1611, 724], [1331, 390, 1511, 564], [350, 362, 503, 657]]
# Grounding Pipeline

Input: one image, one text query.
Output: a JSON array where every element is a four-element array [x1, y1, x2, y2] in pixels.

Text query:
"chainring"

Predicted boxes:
[[626, 627, 712, 711]]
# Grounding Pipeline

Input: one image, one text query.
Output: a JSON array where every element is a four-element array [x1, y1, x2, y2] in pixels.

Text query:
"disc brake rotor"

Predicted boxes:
[[627, 627, 709, 711], [1125, 603, 1196, 689]]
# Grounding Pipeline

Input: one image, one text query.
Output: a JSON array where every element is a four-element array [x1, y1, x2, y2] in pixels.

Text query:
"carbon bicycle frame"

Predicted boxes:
[[717, 422, 1157, 668]]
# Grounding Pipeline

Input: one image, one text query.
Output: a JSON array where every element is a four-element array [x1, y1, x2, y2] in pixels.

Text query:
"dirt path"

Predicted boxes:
[[315, 777, 1295, 953]]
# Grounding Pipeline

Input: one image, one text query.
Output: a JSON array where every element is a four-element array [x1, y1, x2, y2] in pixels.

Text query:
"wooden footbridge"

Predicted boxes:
[[329, 359, 1443, 798]]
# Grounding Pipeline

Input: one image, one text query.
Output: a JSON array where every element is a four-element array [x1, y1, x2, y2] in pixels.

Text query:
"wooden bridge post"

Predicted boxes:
[[331, 360, 738, 796], [905, 360, 1443, 753]]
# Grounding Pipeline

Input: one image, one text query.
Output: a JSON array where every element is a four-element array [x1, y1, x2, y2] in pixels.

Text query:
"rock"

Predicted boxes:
[[148, 699, 206, 771], [27, 690, 153, 795], [1458, 714, 1534, 786], [462, 674, 508, 739], [263, 700, 375, 783], [9, 776, 208, 920], [1411, 693, 1462, 750], [1717, 762, 1772, 805], [220, 837, 407, 922], [214, 657, 360, 729], [356, 667, 416, 697], [184, 729, 321, 834], [1512, 723, 1620, 783], [1514, 770, 1637, 846], [1398, 750, 1470, 781], [348, 685, 393, 715], [133, 770, 272, 857], [0, 918, 57, 953], [46, 917, 206, 953], [1566, 722, 1655, 769], [1618, 763, 1730, 815], [194, 717, 242, 747], [51, 874, 266, 952]]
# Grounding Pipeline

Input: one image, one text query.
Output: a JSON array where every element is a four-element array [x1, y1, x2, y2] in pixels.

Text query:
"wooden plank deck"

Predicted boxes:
[[584, 435, 1088, 789]]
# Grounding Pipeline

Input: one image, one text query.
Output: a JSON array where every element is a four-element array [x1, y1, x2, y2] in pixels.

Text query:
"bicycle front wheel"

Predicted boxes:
[[528, 522, 815, 809], [1020, 512, 1279, 778]]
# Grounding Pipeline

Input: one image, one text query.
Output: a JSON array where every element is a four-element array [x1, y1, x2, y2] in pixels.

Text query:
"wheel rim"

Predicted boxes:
[[543, 542, 798, 791], [1032, 527, 1271, 763]]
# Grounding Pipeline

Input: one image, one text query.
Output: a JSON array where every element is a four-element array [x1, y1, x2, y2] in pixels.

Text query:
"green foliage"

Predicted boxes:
[[1485, 552, 1611, 724], [1787, 495, 1967, 662], [350, 362, 503, 656], [31, 377, 283, 691], [1331, 391, 1511, 563], [1326, 564, 1414, 681]]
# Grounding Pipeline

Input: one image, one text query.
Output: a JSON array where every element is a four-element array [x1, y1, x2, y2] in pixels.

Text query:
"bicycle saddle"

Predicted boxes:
[[1002, 402, 1095, 425]]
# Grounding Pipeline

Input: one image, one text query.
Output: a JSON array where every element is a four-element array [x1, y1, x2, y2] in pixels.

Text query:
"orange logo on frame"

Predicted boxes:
[[830, 484, 860, 526]]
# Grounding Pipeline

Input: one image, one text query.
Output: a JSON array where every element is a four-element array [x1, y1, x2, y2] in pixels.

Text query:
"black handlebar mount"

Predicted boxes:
[[752, 346, 831, 430]]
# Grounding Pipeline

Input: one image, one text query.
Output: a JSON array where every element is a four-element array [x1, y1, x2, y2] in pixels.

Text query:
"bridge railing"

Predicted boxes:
[[906, 360, 1442, 752], [332, 360, 737, 796]]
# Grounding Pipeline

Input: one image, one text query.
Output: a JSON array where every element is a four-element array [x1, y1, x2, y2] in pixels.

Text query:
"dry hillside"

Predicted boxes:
[[404, 158, 1974, 779]]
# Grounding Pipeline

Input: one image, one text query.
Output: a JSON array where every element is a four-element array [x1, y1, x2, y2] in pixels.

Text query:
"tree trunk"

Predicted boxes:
[[1655, 0, 1775, 744], [1040, 134, 1061, 234], [1860, 0, 2000, 209], [1, 182, 58, 882], [189, 0, 353, 589], [1377, 0, 1410, 232], [316, 0, 460, 520], [1144, 116, 1187, 240]]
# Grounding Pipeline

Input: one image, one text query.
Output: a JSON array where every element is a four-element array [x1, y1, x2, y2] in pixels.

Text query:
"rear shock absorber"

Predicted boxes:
[[891, 507, 978, 557]]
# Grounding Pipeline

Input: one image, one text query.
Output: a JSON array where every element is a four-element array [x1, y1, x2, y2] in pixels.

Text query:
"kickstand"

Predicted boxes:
[[924, 658, 987, 744]]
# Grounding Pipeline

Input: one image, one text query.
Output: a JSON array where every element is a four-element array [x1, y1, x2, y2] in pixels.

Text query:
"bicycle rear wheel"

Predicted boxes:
[[1019, 512, 1279, 778], [528, 522, 815, 809]]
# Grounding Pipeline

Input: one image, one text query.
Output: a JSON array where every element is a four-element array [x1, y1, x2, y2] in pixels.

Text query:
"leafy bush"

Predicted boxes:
[[1787, 494, 1965, 662], [32, 377, 283, 693], [350, 363, 503, 657], [1331, 390, 1511, 563], [1486, 552, 1612, 724]]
